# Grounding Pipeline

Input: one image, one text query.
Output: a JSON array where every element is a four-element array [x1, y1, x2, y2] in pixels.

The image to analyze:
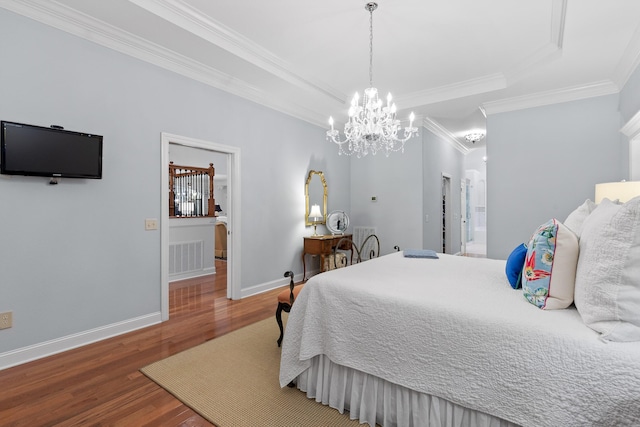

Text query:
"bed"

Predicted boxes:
[[279, 250, 640, 426]]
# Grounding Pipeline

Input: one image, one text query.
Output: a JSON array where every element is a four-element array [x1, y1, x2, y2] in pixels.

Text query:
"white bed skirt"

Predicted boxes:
[[296, 355, 520, 427]]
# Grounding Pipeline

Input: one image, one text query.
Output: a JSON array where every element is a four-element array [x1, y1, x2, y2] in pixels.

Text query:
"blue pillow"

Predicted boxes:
[[505, 243, 527, 289]]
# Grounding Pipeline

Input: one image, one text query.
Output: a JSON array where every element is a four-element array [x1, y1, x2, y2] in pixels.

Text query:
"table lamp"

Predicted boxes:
[[309, 204, 322, 236], [595, 181, 640, 203]]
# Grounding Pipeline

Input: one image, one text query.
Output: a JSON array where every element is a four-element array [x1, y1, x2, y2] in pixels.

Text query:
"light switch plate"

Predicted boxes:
[[145, 218, 158, 231]]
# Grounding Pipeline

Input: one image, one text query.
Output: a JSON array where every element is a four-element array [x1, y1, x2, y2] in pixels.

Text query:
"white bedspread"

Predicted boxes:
[[280, 252, 640, 426]]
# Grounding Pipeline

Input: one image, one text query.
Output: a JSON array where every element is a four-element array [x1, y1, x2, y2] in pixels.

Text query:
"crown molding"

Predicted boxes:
[[612, 21, 640, 89], [0, 0, 330, 127], [422, 117, 470, 155], [400, 73, 506, 109], [503, 42, 562, 85], [482, 80, 619, 115], [128, 0, 344, 104], [401, 0, 566, 107], [503, 0, 566, 84], [550, 0, 568, 49], [2, 0, 635, 132], [621, 109, 640, 139]]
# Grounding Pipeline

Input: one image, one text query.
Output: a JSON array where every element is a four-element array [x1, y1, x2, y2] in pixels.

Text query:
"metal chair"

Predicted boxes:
[[275, 271, 300, 347], [332, 234, 381, 267]]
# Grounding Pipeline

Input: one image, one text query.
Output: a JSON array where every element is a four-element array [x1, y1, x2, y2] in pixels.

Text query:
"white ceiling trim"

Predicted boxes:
[[503, 0, 566, 84], [2, 0, 637, 135], [0, 0, 250, 92], [0, 0, 329, 127], [0, 0, 78, 28], [128, 0, 344, 104], [400, 73, 507, 109], [621, 109, 640, 140], [482, 80, 619, 115], [504, 42, 563, 85], [422, 117, 470, 155], [550, 0, 567, 49], [401, 0, 566, 109], [612, 22, 640, 89]]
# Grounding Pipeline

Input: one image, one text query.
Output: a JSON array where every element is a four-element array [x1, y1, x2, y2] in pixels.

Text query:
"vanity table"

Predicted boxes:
[[302, 234, 352, 281]]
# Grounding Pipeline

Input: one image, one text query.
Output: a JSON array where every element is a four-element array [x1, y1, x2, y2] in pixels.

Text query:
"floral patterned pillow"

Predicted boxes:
[[522, 219, 579, 310]]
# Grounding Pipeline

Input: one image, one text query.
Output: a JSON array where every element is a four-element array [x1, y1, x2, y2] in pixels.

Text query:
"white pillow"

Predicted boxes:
[[574, 197, 640, 342], [564, 199, 596, 238]]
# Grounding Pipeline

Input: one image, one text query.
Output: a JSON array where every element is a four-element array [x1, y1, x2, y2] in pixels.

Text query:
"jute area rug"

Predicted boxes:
[[141, 317, 361, 427]]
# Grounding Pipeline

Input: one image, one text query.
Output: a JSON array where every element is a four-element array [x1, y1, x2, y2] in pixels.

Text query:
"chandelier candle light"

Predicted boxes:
[[327, 2, 418, 158]]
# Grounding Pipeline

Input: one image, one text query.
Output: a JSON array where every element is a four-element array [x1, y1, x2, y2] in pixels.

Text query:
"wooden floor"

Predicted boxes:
[[0, 260, 288, 426]]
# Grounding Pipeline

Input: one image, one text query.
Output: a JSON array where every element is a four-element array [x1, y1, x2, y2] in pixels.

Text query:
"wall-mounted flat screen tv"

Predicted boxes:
[[1, 121, 103, 179]]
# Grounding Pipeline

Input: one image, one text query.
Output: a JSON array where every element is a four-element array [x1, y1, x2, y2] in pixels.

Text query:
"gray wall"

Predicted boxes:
[[348, 129, 465, 256], [486, 94, 623, 260], [349, 134, 424, 254], [422, 131, 465, 253], [0, 9, 349, 356]]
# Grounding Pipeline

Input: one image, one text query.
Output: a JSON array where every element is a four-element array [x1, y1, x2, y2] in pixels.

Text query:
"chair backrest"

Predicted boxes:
[[332, 234, 380, 268], [284, 270, 295, 304], [359, 234, 381, 261]]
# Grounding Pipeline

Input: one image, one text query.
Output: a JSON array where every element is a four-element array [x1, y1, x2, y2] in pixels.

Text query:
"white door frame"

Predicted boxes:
[[160, 133, 242, 321], [620, 108, 640, 180], [441, 173, 452, 254], [460, 179, 467, 255], [631, 137, 640, 180]]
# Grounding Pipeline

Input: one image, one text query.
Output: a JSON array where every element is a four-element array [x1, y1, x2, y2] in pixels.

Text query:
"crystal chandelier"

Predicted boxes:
[[326, 2, 418, 158], [465, 133, 485, 144]]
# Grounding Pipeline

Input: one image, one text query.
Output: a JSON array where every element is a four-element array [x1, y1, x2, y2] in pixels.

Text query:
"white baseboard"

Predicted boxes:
[[0, 312, 162, 371], [168, 266, 216, 283]]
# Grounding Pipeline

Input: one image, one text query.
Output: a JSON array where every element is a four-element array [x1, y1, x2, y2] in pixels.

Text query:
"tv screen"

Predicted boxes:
[[1, 121, 103, 179]]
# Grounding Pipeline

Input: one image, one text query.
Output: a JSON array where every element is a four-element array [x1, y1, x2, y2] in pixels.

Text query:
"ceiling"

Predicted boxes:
[[3, 0, 640, 152]]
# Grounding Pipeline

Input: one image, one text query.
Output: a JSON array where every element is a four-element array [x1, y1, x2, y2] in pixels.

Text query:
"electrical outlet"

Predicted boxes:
[[145, 218, 158, 231], [0, 311, 12, 330]]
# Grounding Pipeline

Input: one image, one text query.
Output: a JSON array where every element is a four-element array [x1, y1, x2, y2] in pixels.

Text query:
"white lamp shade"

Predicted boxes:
[[309, 204, 322, 220], [595, 181, 640, 204]]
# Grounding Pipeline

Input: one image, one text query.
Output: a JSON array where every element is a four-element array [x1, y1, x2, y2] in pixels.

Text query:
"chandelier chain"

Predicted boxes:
[[369, 5, 373, 87]]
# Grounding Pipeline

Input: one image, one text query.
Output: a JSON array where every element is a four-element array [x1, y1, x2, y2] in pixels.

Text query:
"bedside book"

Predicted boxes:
[[403, 249, 439, 259]]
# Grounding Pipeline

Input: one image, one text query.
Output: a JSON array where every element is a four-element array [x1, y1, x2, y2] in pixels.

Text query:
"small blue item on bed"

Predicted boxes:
[[403, 249, 439, 259]]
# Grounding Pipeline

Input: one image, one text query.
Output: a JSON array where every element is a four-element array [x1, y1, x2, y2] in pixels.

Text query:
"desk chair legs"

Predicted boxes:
[[276, 270, 295, 347]]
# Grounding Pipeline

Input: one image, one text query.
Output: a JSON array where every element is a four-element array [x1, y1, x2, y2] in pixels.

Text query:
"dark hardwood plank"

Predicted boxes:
[[0, 260, 289, 426]]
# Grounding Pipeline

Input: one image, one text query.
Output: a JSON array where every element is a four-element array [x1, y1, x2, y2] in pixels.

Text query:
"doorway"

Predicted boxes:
[[442, 174, 452, 254], [460, 178, 469, 255], [160, 133, 242, 321]]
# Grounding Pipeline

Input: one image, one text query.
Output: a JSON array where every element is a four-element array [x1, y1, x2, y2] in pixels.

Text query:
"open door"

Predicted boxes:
[[161, 133, 242, 321]]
